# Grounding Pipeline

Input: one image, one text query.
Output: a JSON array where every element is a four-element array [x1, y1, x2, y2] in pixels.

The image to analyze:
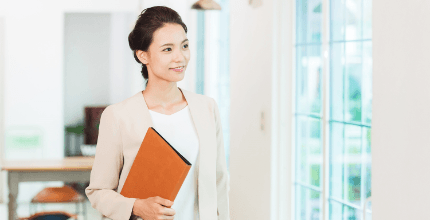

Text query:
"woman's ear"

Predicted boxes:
[[136, 50, 148, 65]]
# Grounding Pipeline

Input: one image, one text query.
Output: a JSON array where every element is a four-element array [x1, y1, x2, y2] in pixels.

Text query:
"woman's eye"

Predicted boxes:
[[163, 44, 188, 52]]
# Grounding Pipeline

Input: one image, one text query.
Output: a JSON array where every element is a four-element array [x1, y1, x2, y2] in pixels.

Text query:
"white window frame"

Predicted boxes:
[[0, 16, 5, 204], [286, 0, 332, 218], [270, 0, 294, 219], [273, 0, 373, 219]]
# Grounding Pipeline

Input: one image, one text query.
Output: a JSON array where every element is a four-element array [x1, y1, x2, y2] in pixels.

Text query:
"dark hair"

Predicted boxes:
[[128, 6, 188, 87]]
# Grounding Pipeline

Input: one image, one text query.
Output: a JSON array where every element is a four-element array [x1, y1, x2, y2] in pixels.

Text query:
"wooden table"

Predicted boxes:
[[1, 156, 94, 220]]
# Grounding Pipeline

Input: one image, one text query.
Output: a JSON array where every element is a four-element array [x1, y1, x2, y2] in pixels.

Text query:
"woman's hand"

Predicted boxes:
[[132, 196, 176, 219]]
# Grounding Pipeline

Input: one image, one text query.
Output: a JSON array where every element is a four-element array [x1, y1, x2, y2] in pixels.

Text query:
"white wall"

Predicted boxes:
[[0, 5, 66, 214], [204, 10, 220, 100], [372, 0, 430, 219], [2, 8, 65, 161], [109, 12, 144, 105], [64, 13, 112, 126], [229, 0, 283, 219]]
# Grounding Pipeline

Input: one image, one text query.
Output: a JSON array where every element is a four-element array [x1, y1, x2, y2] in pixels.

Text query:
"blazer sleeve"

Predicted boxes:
[[85, 105, 137, 220], [212, 98, 231, 220]]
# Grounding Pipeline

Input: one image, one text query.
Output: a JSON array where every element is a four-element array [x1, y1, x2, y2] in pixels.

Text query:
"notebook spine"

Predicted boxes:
[[169, 165, 191, 201]]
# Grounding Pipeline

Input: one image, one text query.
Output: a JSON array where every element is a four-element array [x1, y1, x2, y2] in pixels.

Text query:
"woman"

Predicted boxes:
[[85, 6, 230, 220]]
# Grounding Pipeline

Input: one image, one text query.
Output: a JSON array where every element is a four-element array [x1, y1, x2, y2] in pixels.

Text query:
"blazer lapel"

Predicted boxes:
[[180, 87, 214, 219], [180, 87, 206, 174], [135, 91, 154, 136]]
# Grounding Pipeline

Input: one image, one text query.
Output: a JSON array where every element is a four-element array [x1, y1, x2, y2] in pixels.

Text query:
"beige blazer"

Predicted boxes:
[[85, 87, 230, 220]]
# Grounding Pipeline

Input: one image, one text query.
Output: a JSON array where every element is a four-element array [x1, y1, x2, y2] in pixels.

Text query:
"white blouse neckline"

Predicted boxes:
[[148, 105, 189, 116]]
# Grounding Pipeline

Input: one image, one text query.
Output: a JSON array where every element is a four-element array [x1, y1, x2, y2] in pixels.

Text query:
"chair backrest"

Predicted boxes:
[[32, 214, 73, 220], [32, 185, 82, 203], [20, 211, 77, 220]]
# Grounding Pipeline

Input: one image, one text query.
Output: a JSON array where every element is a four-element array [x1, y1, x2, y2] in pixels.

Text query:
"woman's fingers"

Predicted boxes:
[[162, 207, 176, 216], [154, 196, 174, 207], [150, 196, 175, 219], [161, 215, 175, 220], [133, 197, 176, 220]]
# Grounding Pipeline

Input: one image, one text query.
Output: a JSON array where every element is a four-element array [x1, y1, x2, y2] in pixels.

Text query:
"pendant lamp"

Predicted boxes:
[[191, 0, 222, 10]]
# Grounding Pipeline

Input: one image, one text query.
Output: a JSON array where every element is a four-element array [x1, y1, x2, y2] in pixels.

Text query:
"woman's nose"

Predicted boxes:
[[173, 49, 186, 61]]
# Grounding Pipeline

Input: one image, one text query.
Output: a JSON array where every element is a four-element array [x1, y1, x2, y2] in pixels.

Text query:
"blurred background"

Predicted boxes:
[[0, 0, 430, 220]]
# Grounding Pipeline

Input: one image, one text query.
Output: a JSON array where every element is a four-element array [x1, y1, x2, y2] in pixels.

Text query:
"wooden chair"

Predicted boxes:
[[18, 210, 78, 220], [30, 185, 87, 220]]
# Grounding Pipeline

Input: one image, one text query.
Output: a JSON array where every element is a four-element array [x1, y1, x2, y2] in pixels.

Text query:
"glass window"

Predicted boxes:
[[294, 0, 372, 219]]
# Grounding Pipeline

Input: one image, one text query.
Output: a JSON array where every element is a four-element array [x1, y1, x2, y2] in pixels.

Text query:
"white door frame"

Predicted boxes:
[[271, 0, 294, 219]]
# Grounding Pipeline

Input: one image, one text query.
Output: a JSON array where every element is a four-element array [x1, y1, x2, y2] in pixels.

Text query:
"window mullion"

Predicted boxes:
[[360, 0, 367, 210], [322, 0, 330, 219]]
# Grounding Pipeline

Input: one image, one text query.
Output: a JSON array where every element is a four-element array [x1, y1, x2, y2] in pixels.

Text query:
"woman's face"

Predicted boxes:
[[138, 23, 190, 84]]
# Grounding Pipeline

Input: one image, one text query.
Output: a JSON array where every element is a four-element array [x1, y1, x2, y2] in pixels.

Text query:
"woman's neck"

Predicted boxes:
[[142, 83, 183, 109]]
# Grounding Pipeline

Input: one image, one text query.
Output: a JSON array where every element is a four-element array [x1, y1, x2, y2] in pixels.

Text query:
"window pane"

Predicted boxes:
[[296, 116, 322, 187], [330, 32, 372, 126], [330, 201, 363, 220], [363, 0, 372, 39], [295, 184, 322, 220], [364, 200, 372, 220], [296, 0, 323, 44], [330, 41, 365, 123], [345, 42, 363, 123], [330, 0, 345, 41], [365, 212, 372, 220], [346, 163, 361, 204], [345, 206, 361, 220], [296, 45, 323, 115], [345, 124, 362, 204], [329, 122, 345, 200], [330, 42, 345, 121], [330, 123, 363, 205], [345, 0, 362, 41], [362, 41, 372, 124], [329, 201, 343, 220], [363, 127, 371, 199]]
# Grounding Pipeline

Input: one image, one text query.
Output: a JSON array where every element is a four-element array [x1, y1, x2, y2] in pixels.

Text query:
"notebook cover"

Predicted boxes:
[[120, 127, 192, 202]]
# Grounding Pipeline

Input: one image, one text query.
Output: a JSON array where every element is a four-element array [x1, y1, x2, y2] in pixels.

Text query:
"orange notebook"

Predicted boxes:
[[120, 127, 192, 202]]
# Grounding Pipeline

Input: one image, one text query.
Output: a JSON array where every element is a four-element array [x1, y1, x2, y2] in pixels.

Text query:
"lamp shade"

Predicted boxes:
[[191, 0, 222, 10]]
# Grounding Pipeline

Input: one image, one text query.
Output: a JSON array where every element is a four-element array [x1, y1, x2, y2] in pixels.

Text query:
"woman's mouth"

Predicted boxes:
[[170, 66, 184, 72]]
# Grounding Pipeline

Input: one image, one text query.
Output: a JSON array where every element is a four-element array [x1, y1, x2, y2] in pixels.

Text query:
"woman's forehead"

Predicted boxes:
[[153, 24, 187, 46]]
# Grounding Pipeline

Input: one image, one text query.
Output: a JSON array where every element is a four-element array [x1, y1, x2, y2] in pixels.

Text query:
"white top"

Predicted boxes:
[[148, 105, 200, 220]]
